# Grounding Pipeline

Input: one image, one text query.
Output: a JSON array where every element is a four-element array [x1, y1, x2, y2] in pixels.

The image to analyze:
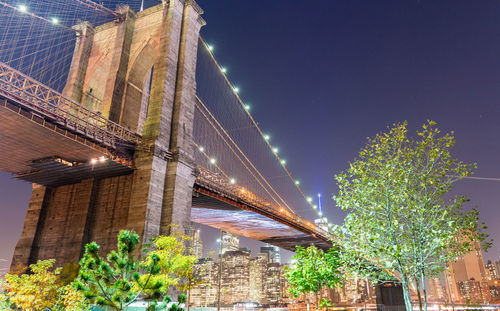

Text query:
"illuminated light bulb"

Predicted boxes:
[[272, 147, 279, 154], [51, 17, 59, 24], [280, 208, 284, 212], [233, 87, 240, 93], [312, 205, 317, 210], [18, 4, 27, 12], [210, 158, 216, 164], [307, 197, 312, 202], [318, 211, 323, 216], [244, 104, 250, 111], [221, 67, 227, 73], [199, 146, 205, 152], [230, 178, 236, 184], [295, 180, 300, 185], [280, 159, 286, 165], [264, 134, 270, 141], [90, 158, 97, 165], [99, 156, 106, 163], [207, 44, 214, 51]]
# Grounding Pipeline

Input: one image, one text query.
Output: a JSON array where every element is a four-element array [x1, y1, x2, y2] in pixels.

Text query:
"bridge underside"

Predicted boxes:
[[191, 190, 332, 252], [0, 98, 133, 185]]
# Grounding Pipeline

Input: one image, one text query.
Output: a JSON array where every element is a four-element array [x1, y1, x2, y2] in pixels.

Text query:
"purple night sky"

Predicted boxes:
[[1, 0, 500, 270]]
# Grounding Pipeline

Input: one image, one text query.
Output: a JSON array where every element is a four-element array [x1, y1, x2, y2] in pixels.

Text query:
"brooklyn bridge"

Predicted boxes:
[[0, 0, 332, 268]]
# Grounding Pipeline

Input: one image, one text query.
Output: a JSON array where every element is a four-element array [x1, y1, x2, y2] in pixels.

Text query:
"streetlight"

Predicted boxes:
[[216, 231, 223, 311]]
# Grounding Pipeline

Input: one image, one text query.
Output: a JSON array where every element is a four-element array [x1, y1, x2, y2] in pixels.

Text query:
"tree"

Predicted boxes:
[[0, 259, 87, 310], [284, 245, 343, 310], [137, 229, 197, 310], [333, 121, 490, 311], [75, 230, 163, 311]]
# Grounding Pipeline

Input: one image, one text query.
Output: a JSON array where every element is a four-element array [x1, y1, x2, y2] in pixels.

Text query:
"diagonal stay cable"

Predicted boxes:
[[195, 96, 296, 214]]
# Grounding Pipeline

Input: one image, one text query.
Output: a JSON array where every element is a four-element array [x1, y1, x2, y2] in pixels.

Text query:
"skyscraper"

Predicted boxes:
[[428, 278, 446, 302], [221, 249, 251, 305], [192, 228, 203, 258], [190, 258, 218, 307], [221, 231, 239, 255], [485, 260, 499, 280], [260, 245, 281, 263], [447, 242, 488, 303]]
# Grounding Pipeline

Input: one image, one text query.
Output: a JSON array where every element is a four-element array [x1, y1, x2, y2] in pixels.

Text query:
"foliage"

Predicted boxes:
[[284, 245, 342, 310], [137, 229, 197, 305], [75, 230, 163, 311], [333, 121, 490, 311], [0, 259, 87, 310]]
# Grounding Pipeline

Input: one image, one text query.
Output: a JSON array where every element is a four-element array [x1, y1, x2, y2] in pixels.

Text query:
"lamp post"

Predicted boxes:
[[216, 231, 223, 311]]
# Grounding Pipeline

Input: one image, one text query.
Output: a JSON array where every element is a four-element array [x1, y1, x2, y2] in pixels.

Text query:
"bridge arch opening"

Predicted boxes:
[[121, 40, 159, 133]]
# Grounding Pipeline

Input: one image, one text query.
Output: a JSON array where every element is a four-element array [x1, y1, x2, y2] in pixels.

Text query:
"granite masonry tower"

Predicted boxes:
[[11, 0, 205, 268]]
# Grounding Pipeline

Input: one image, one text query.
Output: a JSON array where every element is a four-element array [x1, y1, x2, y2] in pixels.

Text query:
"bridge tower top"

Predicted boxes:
[[63, 0, 205, 158]]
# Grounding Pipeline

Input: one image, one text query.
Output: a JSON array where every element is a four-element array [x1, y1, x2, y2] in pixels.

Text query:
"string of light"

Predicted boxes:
[[200, 38, 333, 229], [195, 95, 296, 214]]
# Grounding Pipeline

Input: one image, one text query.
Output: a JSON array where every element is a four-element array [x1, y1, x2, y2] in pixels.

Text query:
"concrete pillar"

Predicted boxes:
[[10, 184, 49, 269], [62, 22, 94, 103], [161, 0, 205, 236], [104, 7, 136, 123]]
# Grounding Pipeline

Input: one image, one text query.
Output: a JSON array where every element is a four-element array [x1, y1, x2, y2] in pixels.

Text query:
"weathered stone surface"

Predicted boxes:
[[11, 0, 205, 268]]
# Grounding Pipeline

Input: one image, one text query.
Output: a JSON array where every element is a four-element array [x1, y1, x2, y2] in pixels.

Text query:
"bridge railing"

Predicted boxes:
[[0, 62, 141, 147], [195, 167, 332, 242]]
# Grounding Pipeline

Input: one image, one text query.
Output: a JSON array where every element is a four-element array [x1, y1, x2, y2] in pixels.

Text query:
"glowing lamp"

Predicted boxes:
[[18, 4, 27, 12], [210, 158, 216, 164], [51, 17, 59, 24]]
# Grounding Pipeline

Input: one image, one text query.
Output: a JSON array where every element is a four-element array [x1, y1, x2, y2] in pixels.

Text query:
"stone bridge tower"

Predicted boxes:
[[11, 0, 205, 268]]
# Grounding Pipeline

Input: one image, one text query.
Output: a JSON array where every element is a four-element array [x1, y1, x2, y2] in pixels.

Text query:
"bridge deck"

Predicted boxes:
[[0, 98, 133, 184]]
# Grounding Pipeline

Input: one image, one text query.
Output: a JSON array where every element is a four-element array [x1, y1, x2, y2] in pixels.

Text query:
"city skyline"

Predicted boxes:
[[1, 0, 500, 285]]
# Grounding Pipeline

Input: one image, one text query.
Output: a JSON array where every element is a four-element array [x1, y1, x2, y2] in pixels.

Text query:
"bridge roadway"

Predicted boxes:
[[0, 61, 332, 252]]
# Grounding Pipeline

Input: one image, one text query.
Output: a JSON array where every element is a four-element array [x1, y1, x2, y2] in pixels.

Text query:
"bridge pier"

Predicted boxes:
[[11, 0, 205, 268]]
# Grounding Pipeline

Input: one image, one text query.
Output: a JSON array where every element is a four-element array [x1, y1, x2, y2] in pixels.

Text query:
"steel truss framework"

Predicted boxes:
[[0, 62, 141, 148]]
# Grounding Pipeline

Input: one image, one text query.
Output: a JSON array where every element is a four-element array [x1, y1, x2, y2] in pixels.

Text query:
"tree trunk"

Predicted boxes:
[[401, 277, 413, 311], [415, 278, 423, 311]]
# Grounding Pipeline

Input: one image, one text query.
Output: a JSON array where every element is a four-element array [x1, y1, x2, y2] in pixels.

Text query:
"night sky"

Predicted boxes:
[[2, 0, 500, 270]]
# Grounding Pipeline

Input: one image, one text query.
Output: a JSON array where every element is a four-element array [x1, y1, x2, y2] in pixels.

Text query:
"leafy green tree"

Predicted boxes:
[[333, 121, 490, 311], [75, 230, 163, 311], [138, 229, 197, 310], [0, 259, 87, 310], [284, 245, 343, 310]]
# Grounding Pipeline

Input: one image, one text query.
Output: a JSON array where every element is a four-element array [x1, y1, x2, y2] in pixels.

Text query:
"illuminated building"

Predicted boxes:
[[249, 253, 267, 303], [190, 258, 218, 307], [485, 260, 499, 280], [260, 245, 281, 263], [428, 277, 446, 302], [221, 249, 251, 305], [221, 231, 239, 255], [264, 262, 282, 304], [457, 279, 491, 304], [192, 229, 203, 258], [447, 241, 488, 302]]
